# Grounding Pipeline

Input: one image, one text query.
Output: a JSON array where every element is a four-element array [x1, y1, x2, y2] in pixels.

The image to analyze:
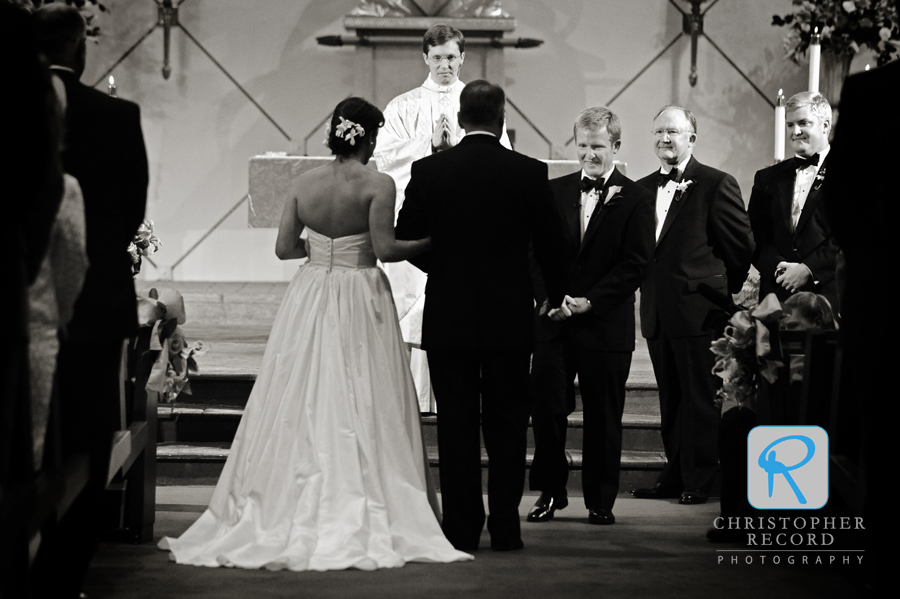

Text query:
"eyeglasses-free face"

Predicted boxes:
[[424, 41, 464, 86]]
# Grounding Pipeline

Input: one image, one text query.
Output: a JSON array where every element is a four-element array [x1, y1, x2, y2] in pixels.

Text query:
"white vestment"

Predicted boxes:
[[374, 77, 511, 412]]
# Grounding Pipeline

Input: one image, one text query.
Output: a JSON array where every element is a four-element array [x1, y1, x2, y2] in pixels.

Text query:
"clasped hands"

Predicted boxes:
[[432, 114, 456, 151], [775, 261, 812, 294], [548, 295, 591, 321]]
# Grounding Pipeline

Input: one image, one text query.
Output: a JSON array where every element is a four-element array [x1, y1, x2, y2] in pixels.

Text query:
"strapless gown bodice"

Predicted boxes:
[[306, 229, 376, 270]]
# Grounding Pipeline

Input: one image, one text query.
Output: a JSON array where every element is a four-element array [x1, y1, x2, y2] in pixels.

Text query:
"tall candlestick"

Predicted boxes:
[[108, 75, 117, 97], [808, 27, 821, 93], [775, 89, 785, 163]]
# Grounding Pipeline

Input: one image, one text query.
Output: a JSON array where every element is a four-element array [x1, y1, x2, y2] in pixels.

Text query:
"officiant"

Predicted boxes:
[[374, 24, 511, 413]]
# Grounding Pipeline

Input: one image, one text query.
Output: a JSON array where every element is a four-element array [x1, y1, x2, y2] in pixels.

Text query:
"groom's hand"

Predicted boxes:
[[564, 295, 592, 315], [548, 301, 573, 321]]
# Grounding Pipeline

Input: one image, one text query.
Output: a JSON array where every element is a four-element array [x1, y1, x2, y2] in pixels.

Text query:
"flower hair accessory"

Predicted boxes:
[[334, 116, 365, 146]]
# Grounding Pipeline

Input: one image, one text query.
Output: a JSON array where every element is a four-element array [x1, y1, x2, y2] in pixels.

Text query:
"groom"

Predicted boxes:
[[396, 80, 567, 552]]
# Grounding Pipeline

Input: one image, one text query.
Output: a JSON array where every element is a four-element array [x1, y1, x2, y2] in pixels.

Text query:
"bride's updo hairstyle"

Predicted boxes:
[[327, 97, 385, 157]]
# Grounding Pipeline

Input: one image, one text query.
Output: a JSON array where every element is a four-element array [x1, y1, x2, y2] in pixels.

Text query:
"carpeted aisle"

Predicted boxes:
[[79, 490, 863, 599]]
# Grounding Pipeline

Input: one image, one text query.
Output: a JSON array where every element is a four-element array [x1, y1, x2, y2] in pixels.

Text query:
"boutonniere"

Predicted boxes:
[[673, 179, 694, 201], [812, 167, 826, 191], [603, 185, 624, 206]]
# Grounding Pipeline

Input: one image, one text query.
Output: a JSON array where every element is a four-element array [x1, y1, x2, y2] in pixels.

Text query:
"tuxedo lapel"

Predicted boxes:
[[656, 156, 697, 246], [776, 167, 796, 235], [795, 157, 828, 235], [561, 173, 582, 246]]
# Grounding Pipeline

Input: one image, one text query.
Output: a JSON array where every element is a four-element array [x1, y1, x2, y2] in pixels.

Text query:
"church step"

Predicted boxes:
[[156, 443, 667, 492], [156, 405, 665, 452]]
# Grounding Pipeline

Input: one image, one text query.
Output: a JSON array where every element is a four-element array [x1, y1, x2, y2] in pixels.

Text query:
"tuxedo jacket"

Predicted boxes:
[[748, 155, 840, 311], [532, 168, 655, 352], [395, 134, 568, 351], [636, 156, 754, 339], [54, 69, 149, 342]]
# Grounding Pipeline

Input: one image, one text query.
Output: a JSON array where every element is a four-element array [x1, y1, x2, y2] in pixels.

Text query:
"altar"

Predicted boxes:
[[247, 155, 583, 228]]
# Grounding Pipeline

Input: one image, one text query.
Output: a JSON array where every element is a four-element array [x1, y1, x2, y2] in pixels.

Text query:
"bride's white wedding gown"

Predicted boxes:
[[159, 229, 471, 570]]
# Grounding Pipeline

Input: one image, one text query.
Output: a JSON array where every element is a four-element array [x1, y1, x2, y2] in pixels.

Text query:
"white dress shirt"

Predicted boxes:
[[791, 145, 830, 230], [580, 165, 616, 241], [655, 155, 692, 240]]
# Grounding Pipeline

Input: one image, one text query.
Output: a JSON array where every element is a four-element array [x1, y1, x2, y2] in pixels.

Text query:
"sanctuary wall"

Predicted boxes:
[[79, 0, 874, 281]]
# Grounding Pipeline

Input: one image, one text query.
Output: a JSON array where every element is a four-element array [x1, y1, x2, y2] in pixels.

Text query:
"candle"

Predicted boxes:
[[775, 89, 785, 163], [808, 27, 821, 93], [865, 64, 870, 71], [108, 75, 117, 97]]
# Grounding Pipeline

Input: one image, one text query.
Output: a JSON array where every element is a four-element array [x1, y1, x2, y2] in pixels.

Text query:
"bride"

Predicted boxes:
[[159, 97, 472, 571]]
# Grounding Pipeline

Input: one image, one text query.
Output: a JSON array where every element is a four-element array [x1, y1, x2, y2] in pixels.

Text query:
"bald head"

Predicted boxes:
[[34, 4, 87, 76]]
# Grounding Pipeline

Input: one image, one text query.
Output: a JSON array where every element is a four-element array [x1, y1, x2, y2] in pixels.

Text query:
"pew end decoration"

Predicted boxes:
[[129, 219, 162, 277], [135, 287, 207, 403], [710, 293, 786, 411]]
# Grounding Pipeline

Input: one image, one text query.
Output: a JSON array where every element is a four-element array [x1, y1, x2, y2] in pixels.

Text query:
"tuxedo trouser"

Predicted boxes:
[[0, 340, 33, 599], [31, 339, 123, 599], [530, 335, 631, 511], [428, 348, 531, 550], [647, 330, 720, 493]]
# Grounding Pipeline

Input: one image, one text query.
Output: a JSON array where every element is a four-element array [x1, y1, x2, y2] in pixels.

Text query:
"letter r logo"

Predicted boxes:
[[747, 426, 829, 509]]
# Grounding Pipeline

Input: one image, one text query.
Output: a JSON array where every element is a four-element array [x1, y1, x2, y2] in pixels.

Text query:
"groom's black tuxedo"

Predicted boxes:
[[636, 156, 753, 495], [747, 155, 840, 313], [396, 133, 567, 550], [529, 167, 654, 511]]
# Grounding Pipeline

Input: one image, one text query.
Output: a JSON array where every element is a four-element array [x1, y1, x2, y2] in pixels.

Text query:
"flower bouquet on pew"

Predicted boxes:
[[135, 287, 207, 403], [709, 293, 786, 412], [128, 219, 162, 277]]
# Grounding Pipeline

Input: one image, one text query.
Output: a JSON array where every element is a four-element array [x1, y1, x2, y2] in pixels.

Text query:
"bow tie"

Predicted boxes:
[[795, 154, 819, 171], [581, 176, 605, 194], [656, 169, 679, 187]]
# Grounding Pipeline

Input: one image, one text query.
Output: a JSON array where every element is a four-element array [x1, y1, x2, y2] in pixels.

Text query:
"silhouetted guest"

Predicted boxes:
[[31, 5, 148, 597], [0, 2, 64, 596], [825, 49, 898, 598]]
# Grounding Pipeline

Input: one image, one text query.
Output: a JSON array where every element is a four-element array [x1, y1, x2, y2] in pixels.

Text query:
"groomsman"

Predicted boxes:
[[32, 5, 148, 597], [527, 107, 654, 525], [748, 92, 840, 314], [631, 105, 754, 505]]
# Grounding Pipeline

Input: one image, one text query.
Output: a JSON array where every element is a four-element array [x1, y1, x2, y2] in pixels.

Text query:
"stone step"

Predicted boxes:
[[156, 442, 666, 492], [157, 406, 664, 453]]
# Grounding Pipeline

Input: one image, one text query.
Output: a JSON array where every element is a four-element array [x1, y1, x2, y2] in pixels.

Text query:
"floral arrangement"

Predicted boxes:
[[137, 287, 207, 403], [772, 0, 900, 66], [709, 294, 785, 409], [128, 219, 162, 277]]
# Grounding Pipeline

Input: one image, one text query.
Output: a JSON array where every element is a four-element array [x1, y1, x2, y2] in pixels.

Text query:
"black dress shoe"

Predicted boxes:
[[526, 491, 568, 522], [490, 538, 524, 551], [630, 483, 681, 499], [588, 508, 615, 525], [679, 489, 708, 505]]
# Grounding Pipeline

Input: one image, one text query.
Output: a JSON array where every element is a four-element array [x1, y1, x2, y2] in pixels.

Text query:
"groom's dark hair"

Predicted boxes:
[[459, 80, 505, 128]]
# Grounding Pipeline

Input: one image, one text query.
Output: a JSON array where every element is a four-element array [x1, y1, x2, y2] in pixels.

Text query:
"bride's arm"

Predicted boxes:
[[369, 173, 430, 263], [275, 192, 308, 260]]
